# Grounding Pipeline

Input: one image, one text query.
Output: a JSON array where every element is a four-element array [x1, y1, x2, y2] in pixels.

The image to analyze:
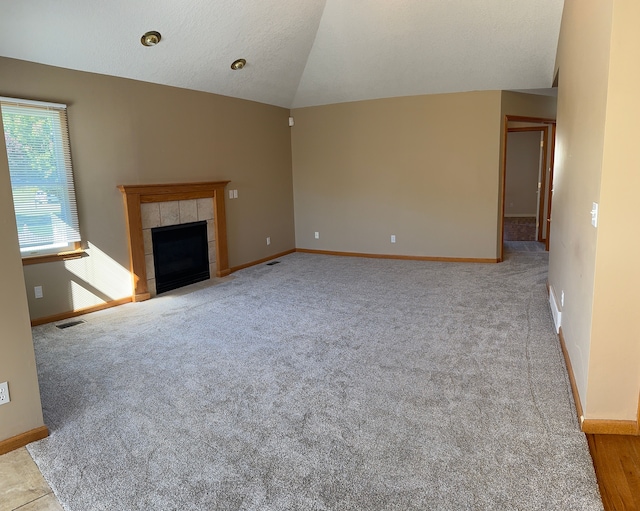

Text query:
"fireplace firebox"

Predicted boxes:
[[152, 221, 210, 294]]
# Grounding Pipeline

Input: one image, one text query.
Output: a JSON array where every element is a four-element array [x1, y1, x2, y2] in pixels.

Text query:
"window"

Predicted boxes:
[[1, 97, 81, 259]]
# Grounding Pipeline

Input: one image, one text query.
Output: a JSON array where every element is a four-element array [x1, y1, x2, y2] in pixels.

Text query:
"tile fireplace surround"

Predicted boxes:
[[118, 182, 230, 301], [141, 199, 215, 297]]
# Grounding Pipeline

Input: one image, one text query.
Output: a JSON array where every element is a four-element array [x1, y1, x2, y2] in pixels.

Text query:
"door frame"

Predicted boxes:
[[499, 115, 557, 262], [545, 124, 557, 252], [505, 126, 549, 242]]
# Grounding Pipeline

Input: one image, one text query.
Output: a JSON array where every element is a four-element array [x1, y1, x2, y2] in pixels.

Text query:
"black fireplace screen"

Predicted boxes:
[[151, 221, 210, 294]]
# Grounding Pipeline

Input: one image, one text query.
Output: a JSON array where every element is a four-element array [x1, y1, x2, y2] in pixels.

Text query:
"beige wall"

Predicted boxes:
[[291, 91, 503, 259], [548, 0, 609, 416], [0, 57, 295, 321], [504, 131, 542, 217], [588, 0, 640, 420], [0, 116, 45, 442], [501, 91, 557, 121], [549, 0, 640, 421]]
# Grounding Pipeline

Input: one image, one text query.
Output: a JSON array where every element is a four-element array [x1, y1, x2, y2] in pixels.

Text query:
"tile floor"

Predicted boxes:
[[0, 448, 62, 511], [504, 240, 546, 253], [503, 216, 538, 241]]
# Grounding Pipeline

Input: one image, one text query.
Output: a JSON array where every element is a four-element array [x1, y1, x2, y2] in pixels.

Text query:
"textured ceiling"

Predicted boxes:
[[0, 0, 564, 109]]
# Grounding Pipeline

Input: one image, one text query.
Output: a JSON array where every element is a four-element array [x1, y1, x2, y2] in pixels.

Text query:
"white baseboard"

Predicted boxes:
[[549, 287, 562, 333]]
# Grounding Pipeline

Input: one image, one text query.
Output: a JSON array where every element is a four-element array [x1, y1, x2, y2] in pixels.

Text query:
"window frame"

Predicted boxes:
[[0, 96, 84, 264]]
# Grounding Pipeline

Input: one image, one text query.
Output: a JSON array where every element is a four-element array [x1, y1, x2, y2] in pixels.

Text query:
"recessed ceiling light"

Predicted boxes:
[[141, 31, 161, 47], [231, 59, 246, 70]]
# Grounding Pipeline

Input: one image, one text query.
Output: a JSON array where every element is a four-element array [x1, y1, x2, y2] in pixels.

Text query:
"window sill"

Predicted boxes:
[[22, 248, 87, 266]]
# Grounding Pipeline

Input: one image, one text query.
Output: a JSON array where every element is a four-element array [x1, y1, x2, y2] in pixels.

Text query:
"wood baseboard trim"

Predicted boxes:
[[557, 327, 585, 425], [30, 297, 133, 326], [581, 419, 639, 435], [295, 248, 498, 264], [229, 249, 296, 273], [557, 326, 640, 435], [0, 426, 49, 455]]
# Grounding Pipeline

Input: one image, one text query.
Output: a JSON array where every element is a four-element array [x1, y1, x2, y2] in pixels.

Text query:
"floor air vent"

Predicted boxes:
[[56, 320, 86, 329], [266, 261, 281, 266]]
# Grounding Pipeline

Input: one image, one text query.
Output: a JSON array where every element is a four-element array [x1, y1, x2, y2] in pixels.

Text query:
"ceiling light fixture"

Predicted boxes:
[[141, 31, 161, 47], [231, 59, 246, 70]]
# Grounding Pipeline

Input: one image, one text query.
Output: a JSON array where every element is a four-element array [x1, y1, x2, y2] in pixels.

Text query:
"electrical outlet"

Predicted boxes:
[[266, 237, 271, 246], [391, 235, 396, 243], [0, 382, 10, 405], [314, 232, 319, 239], [34, 286, 43, 299]]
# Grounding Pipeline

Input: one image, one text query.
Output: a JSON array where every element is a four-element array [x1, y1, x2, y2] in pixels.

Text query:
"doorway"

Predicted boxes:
[[504, 127, 547, 242], [499, 116, 556, 261]]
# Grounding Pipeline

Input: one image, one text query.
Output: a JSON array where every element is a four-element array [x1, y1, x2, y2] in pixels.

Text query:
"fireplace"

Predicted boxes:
[[152, 221, 210, 294], [117, 182, 230, 302]]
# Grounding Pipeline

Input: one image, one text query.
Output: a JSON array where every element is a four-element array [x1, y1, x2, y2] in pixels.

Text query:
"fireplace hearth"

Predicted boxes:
[[152, 221, 210, 294]]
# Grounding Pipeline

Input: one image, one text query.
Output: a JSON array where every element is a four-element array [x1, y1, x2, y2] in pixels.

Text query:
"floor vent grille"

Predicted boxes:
[[56, 320, 86, 329], [266, 261, 281, 266]]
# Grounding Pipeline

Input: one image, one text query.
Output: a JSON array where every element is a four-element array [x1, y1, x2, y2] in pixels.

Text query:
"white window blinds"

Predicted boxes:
[[1, 97, 81, 256]]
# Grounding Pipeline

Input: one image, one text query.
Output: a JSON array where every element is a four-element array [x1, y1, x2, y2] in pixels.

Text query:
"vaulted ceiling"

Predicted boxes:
[[0, 0, 564, 108]]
